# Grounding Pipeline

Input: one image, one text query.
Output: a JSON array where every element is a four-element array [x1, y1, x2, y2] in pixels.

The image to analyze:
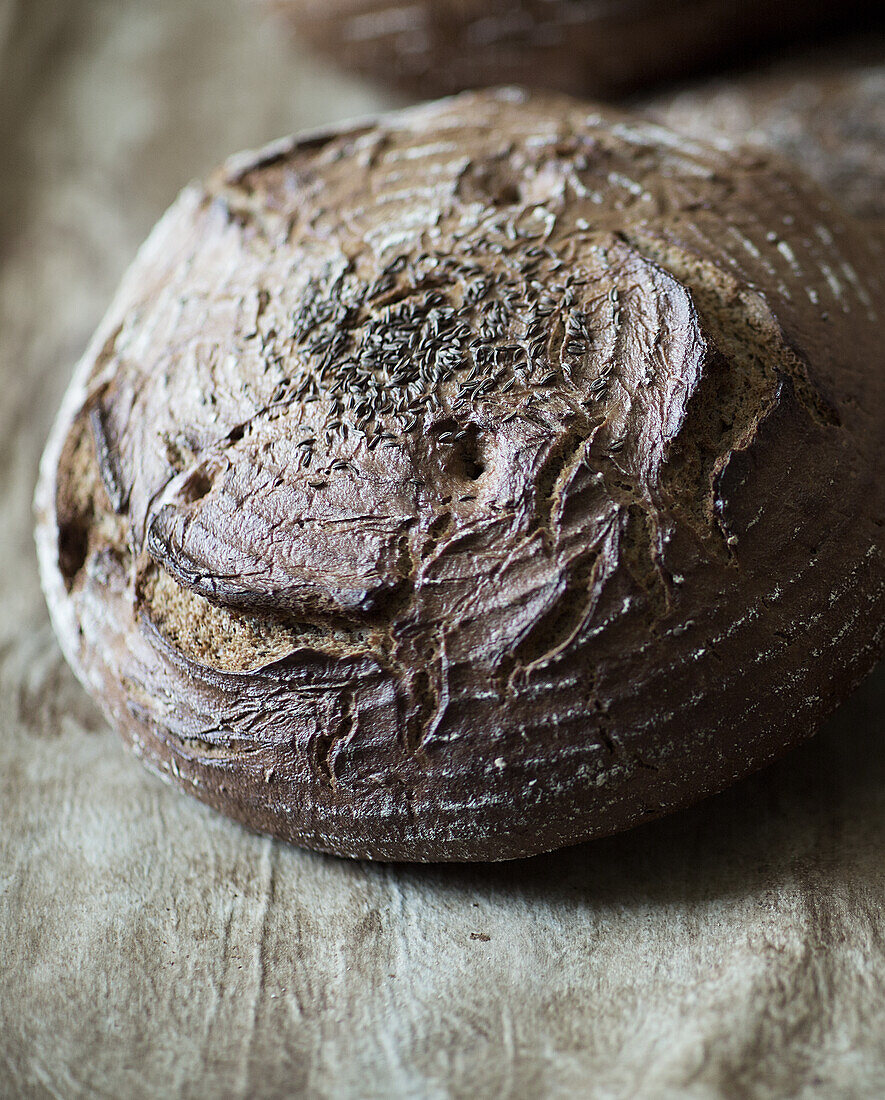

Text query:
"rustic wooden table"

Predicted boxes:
[[2, 2, 883, 1096]]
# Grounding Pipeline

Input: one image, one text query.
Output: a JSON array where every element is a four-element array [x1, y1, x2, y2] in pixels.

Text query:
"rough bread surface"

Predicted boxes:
[[36, 90, 885, 861], [643, 38, 885, 224], [271, 0, 881, 99]]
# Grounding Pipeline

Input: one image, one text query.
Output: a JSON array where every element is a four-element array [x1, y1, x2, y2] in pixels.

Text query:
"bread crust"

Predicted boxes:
[[271, 0, 881, 100], [643, 38, 885, 224], [36, 90, 885, 861]]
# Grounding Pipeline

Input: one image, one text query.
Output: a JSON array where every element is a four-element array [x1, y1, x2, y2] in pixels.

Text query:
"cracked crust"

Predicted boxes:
[[36, 90, 885, 860], [269, 0, 881, 100]]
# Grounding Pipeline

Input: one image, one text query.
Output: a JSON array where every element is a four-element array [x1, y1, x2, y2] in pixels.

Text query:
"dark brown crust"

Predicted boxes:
[[269, 0, 882, 100], [642, 37, 885, 224], [36, 90, 885, 861]]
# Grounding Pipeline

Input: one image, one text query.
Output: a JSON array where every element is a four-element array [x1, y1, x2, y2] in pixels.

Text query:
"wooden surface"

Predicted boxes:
[[1, 2, 884, 1096]]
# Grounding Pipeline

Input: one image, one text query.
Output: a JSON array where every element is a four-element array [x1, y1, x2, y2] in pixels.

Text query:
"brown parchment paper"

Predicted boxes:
[[1, 2, 884, 1097]]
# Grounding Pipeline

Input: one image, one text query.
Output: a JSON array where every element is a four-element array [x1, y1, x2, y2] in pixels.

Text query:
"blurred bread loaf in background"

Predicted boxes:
[[269, 0, 882, 100]]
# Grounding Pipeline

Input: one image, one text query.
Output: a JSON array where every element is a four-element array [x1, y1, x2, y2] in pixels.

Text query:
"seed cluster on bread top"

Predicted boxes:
[[37, 90, 885, 860]]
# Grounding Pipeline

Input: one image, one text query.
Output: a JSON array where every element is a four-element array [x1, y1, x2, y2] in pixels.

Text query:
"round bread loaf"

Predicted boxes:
[[643, 38, 885, 225], [36, 90, 885, 861], [270, 0, 880, 100]]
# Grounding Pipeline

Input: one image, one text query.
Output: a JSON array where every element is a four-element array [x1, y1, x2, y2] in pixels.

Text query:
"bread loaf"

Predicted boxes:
[[643, 38, 885, 224], [36, 89, 885, 861], [271, 0, 881, 100]]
